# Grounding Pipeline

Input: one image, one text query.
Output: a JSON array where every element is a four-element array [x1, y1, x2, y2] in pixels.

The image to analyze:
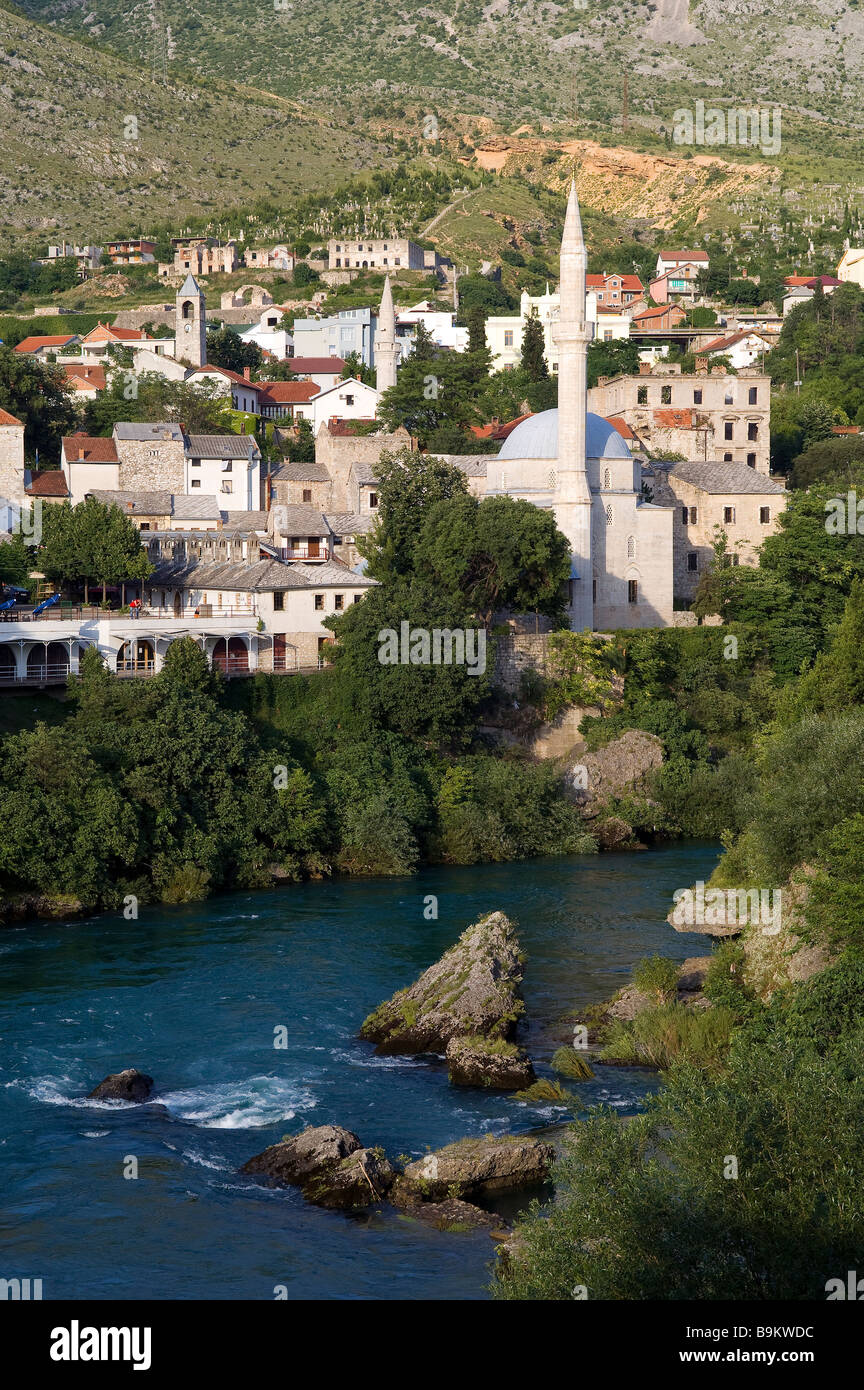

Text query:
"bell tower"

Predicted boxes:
[[175, 273, 207, 367]]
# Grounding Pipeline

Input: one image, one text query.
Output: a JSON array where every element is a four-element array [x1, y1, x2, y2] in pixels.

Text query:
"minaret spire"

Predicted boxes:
[[553, 177, 594, 631], [374, 274, 398, 394]]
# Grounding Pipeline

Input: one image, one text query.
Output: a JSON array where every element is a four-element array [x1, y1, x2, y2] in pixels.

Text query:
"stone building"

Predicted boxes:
[[0, 408, 25, 501], [328, 237, 425, 271], [175, 274, 207, 368], [650, 460, 786, 602], [588, 364, 771, 474], [113, 423, 187, 494]]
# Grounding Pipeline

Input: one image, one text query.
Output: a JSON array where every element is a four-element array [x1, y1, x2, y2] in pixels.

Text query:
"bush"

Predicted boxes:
[[632, 954, 679, 1005], [600, 1002, 735, 1071]]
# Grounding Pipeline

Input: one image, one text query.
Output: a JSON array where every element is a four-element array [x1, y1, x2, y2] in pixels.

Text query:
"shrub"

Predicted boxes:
[[632, 954, 679, 1005]]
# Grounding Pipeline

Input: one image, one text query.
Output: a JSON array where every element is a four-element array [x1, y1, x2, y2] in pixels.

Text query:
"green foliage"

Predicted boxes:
[[632, 954, 679, 1005], [0, 344, 77, 458], [788, 434, 864, 489], [40, 498, 152, 600], [359, 447, 469, 582], [512, 1078, 577, 1105], [520, 307, 548, 381], [542, 631, 615, 719], [803, 821, 864, 955], [205, 325, 263, 374], [600, 1002, 735, 1071], [83, 371, 233, 436], [550, 1047, 594, 1081], [585, 336, 640, 388], [495, 1026, 864, 1300]]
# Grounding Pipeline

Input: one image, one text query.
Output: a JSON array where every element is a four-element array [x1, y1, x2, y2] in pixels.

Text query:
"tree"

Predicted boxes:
[[205, 326, 263, 375], [586, 337, 640, 388], [520, 308, 548, 381], [40, 498, 152, 603], [358, 447, 468, 582], [414, 492, 572, 627], [465, 303, 487, 356], [789, 434, 864, 489], [341, 350, 374, 385], [293, 263, 320, 287], [160, 636, 221, 694], [0, 531, 35, 590], [83, 373, 232, 436], [0, 346, 77, 459], [454, 274, 517, 322]]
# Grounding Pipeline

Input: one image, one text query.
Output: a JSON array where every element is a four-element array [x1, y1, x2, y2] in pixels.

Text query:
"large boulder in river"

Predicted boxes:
[[570, 729, 664, 817], [88, 1069, 154, 1103], [360, 911, 525, 1055], [242, 1124, 361, 1185], [392, 1134, 554, 1204], [304, 1147, 398, 1209], [446, 1036, 536, 1091]]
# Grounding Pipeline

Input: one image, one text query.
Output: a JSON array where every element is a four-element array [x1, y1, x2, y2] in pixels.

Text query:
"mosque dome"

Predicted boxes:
[[497, 409, 631, 461]]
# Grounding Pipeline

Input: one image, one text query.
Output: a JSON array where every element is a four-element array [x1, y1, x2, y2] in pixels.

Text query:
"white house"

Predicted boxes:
[[185, 434, 262, 512], [238, 308, 293, 360], [486, 285, 630, 373], [308, 378, 380, 431], [837, 247, 864, 288], [395, 301, 468, 354], [696, 329, 773, 370]]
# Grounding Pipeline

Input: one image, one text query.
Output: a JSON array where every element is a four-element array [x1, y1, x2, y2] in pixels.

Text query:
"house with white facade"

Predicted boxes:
[[486, 285, 631, 373]]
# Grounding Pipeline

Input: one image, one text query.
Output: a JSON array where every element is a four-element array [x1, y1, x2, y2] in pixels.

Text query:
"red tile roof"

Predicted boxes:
[[607, 417, 637, 440], [81, 322, 146, 343], [586, 273, 644, 291], [258, 380, 321, 403], [288, 357, 346, 375], [190, 365, 264, 391], [0, 407, 23, 426], [699, 330, 770, 352], [62, 434, 119, 462], [13, 335, 77, 353], [26, 469, 69, 497], [632, 305, 686, 323], [659, 249, 709, 262], [653, 408, 696, 429], [63, 364, 107, 390]]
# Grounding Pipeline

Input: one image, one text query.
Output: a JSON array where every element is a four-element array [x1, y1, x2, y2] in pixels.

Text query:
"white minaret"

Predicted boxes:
[[175, 273, 207, 368], [374, 274, 398, 393], [553, 179, 594, 631]]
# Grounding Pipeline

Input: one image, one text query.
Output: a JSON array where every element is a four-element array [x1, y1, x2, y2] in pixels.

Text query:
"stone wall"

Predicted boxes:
[[0, 421, 25, 501], [117, 439, 186, 494]]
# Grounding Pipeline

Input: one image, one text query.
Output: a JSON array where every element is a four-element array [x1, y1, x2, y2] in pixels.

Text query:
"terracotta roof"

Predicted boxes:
[[607, 417, 637, 440], [632, 305, 686, 323], [81, 323, 146, 343], [189, 365, 263, 391], [62, 364, 107, 390], [699, 330, 770, 352], [586, 273, 644, 291], [62, 434, 119, 463], [13, 335, 77, 352], [258, 380, 321, 403], [25, 469, 69, 497], [831, 426, 862, 435], [327, 419, 378, 437], [653, 408, 696, 429], [288, 357, 346, 375], [784, 275, 815, 286], [0, 407, 23, 426], [659, 249, 709, 262]]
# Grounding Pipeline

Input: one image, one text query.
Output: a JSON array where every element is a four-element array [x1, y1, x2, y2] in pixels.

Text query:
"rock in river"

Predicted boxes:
[[242, 1124, 398, 1209], [360, 910, 525, 1055], [446, 1036, 536, 1090], [88, 1069, 154, 1103], [392, 1133, 554, 1204]]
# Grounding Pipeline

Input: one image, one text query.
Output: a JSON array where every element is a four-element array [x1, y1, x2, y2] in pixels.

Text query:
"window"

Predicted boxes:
[[222, 460, 233, 472], [747, 452, 756, 467], [723, 506, 735, 524], [690, 506, 697, 524], [273, 591, 284, 611], [221, 480, 232, 494], [191, 458, 201, 467], [627, 535, 635, 559], [724, 421, 734, 440], [661, 385, 672, 404], [681, 506, 689, 524], [748, 386, 758, 404], [687, 552, 698, 572], [605, 504, 613, 525], [592, 578, 597, 602], [191, 478, 201, 488], [760, 506, 771, 524], [334, 594, 344, 610], [724, 452, 733, 461], [369, 492, 378, 508], [354, 593, 362, 603], [302, 488, 312, 503], [628, 579, 638, 604], [345, 394, 354, 406], [504, 330, 514, 347], [693, 389, 702, 405], [725, 389, 734, 405], [314, 594, 324, 611], [637, 385, 648, 405], [747, 422, 758, 441], [604, 468, 611, 490]]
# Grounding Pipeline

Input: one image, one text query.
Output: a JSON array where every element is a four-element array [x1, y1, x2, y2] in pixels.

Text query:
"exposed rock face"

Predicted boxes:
[[242, 1124, 362, 1186], [360, 911, 525, 1055], [304, 1147, 398, 1210], [677, 956, 712, 995], [392, 1134, 554, 1204], [570, 729, 664, 816], [88, 1069, 154, 1103], [446, 1036, 536, 1090]]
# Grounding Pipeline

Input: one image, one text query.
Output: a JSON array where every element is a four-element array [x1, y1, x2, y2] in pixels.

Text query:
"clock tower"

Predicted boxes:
[[175, 273, 207, 367]]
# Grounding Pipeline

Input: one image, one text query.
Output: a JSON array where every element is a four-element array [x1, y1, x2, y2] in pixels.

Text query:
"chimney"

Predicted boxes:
[[597, 376, 610, 388], [78, 446, 85, 460], [638, 362, 651, 375], [694, 355, 708, 374], [243, 366, 251, 381]]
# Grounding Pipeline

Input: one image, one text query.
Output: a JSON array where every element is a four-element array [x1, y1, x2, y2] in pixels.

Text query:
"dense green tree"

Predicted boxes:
[[205, 326, 263, 375], [586, 336, 640, 388], [788, 434, 864, 489], [83, 372, 232, 436], [414, 492, 571, 627], [520, 307, 548, 381], [40, 499, 152, 602], [359, 447, 468, 581], [0, 345, 77, 459]]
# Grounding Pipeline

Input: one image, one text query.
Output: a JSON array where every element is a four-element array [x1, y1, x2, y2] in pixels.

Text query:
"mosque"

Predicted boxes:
[[484, 183, 674, 630]]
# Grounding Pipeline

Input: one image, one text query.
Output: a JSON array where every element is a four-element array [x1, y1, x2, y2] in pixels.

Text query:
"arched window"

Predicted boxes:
[[181, 299, 193, 320], [605, 504, 613, 526], [603, 467, 611, 490], [627, 535, 635, 559]]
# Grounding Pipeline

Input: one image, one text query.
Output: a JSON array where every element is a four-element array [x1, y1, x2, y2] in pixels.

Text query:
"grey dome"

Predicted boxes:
[[497, 409, 631, 461]]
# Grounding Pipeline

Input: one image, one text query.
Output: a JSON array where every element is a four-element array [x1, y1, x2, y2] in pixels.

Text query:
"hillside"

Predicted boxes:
[[0, 3, 391, 243], [17, 0, 864, 138]]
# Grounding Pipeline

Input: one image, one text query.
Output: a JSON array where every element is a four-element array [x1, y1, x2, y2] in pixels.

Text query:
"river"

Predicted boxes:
[[0, 843, 718, 1301]]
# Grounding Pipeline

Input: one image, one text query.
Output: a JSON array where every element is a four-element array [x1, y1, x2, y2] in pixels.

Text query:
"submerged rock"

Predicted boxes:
[[446, 1036, 536, 1090], [398, 1197, 497, 1232], [88, 1069, 154, 1103], [392, 1133, 554, 1204], [242, 1124, 361, 1186], [360, 910, 525, 1055]]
